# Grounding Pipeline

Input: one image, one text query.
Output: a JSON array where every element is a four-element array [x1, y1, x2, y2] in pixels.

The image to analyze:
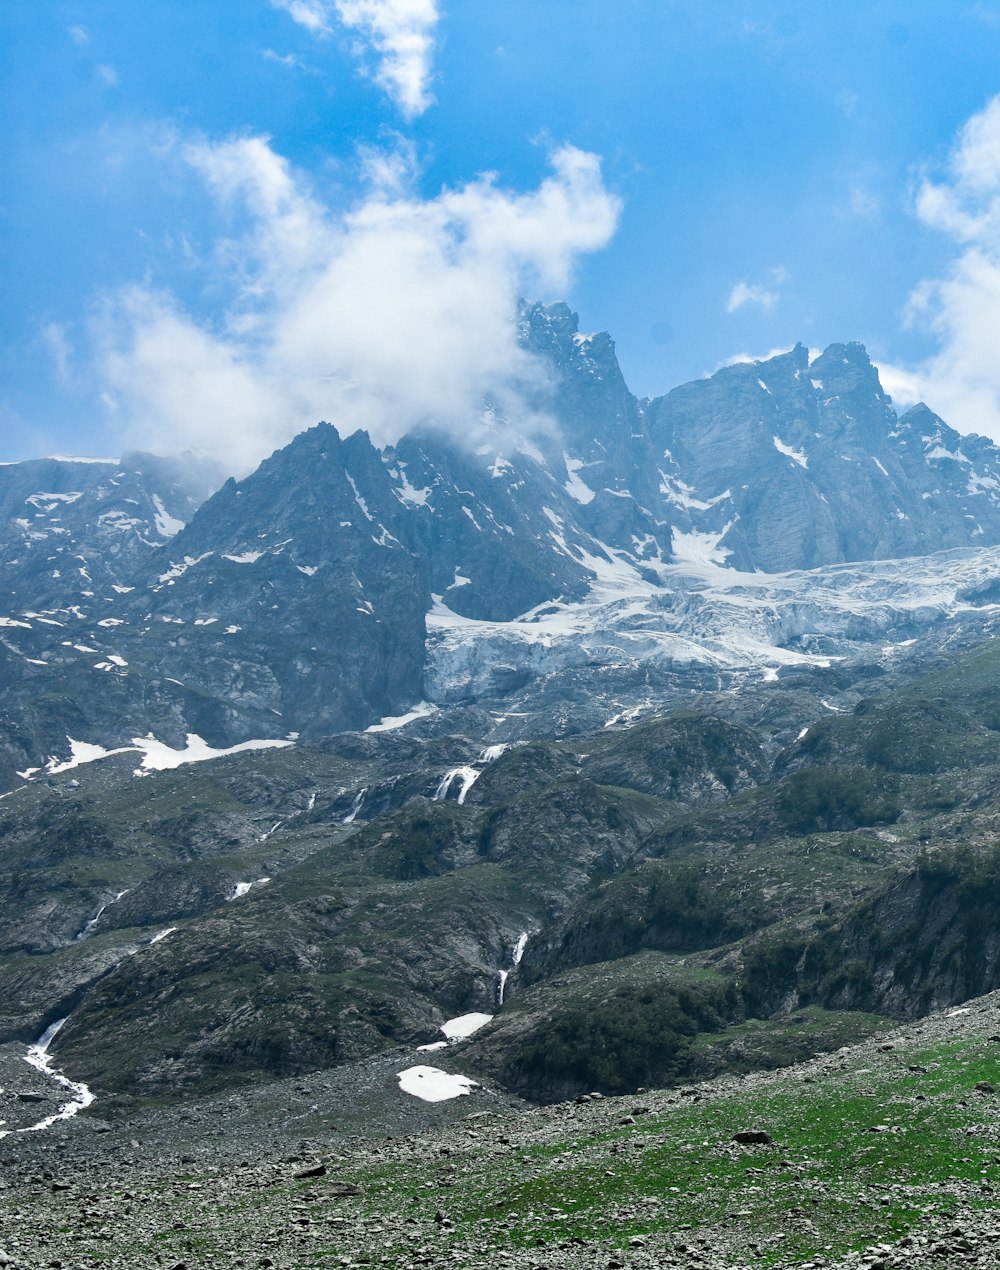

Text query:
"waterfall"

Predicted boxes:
[[433, 766, 481, 805]]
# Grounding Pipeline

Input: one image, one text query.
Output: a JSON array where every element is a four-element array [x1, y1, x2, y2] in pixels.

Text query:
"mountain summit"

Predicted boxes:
[[4, 306, 1000, 776]]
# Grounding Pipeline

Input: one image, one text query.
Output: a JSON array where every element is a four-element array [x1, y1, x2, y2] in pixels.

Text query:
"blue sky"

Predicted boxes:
[[6, 2, 1000, 469]]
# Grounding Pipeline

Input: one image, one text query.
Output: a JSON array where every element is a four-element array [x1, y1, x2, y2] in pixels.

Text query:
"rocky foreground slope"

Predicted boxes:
[[0, 989, 998, 1269]]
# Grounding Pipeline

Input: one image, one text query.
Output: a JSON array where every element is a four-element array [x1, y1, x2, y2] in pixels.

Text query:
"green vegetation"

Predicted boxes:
[[778, 765, 899, 833], [29, 1026, 995, 1269], [507, 975, 738, 1097]]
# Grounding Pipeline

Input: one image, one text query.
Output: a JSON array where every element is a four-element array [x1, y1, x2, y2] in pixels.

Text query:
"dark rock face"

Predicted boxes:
[[646, 341, 1000, 571], [129, 424, 430, 738]]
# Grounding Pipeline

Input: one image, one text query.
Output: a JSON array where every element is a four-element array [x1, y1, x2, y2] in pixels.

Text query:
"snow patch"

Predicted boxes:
[[25, 491, 83, 510], [223, 550, 263, 565], [563, 454, 596, 505], [440, 1013, 493, 1041], [925, 444, 969, 465], [346, 473, 373, 520], [670, 526, 733, 568], [659, 472, 731, 512], [366, 702, 437, 732], [133, 734, 293, 772], [151, 495, 185, 537], [394, 470, 432, 507], [397, 1066, 478, 1103], [773, 436, 808, 468], [41, 734, 293, 779]]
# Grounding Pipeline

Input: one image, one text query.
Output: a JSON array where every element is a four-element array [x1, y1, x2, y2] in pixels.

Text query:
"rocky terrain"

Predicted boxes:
[[0, 991, 998, 1268], [2, 624, 1000, 1117]]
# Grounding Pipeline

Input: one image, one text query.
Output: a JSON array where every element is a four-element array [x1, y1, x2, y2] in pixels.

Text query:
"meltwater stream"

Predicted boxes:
[[0, 1019, 95, 1139]]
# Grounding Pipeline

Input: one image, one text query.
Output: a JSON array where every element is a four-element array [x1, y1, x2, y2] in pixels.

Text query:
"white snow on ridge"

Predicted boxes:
[[25, 491, 83, 510], [773, 436, 808, 468], [222, 550, 263, 565], [151, 495, 185, 537], [366, 702, 438, 732], [659, 472, 732, 512], [563, 454, 596, 505], [40, 734, 294, 779], [159, 553, 212, 583], [44, 455, 119, 464], [346, 474, 373, 521], [670, 526, 733, 568], [925, 442, 969, 465], [397, 1066, 478, 1103], [134, 735, 293, 772], [394, 469, 433, 507]]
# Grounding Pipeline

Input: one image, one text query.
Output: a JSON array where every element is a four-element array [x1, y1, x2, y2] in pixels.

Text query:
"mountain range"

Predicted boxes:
[[5, 303, 1000, 785], [5, 301, 1000, 1144]]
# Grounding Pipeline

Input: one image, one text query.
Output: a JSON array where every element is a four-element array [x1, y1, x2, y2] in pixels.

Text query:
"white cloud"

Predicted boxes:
[[96, 64, 119, 87], [726, 268, 787, 314], [273, 0, 439, 116], [887, 95, 1000, 439], [726, 281, 778, 314], [273, 0, 333, 36], [873, 359, 924, 412], [92, 136, 621, 474], [68, 25, 89, 45]]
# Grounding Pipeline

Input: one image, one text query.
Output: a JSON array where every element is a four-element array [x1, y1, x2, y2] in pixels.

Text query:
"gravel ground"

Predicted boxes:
[[2, 996, 1000, 1269]]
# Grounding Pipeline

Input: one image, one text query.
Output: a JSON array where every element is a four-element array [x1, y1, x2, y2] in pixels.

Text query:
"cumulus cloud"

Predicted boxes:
[[92, 136, 621, 473], [890, 95, 1000, 439], [273, 0, 439, 117], [726, 268, 787, 314]]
